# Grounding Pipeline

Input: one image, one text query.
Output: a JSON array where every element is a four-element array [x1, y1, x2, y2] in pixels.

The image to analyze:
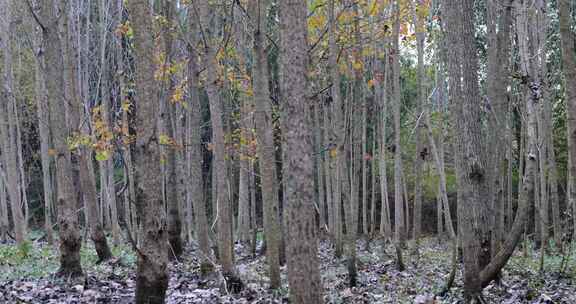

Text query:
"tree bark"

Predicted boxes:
[[392, 2, 405, 271], [250, 0, 282, 289], [39, 0, 84, 278], [196, 1, 239, 288], [186, 12, 212, 273], [328, 0, 344, 257], [127, 1, 170, 302], [558, 0, 576, 245], [279, 1, 324, 302], [0, 0, 27, 245]]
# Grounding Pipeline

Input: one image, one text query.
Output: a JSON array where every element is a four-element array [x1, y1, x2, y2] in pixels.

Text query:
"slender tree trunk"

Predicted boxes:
[[315, 102, 327, 232], [34, 57, 55, 245], [324, 106, 334, 235], [0, 1, 26, 245], [61, 1, 112, 262], [392, 2, 405, 270], [410, 0, 425, 242], [378, 41, 392, 239], [249, 0, 282, 288], [196, 2, 239, 288], [328, 0, 344, 257], [186, 13, 212, 273], [0, 179, 7, 242], [558, 0, 576, 248]]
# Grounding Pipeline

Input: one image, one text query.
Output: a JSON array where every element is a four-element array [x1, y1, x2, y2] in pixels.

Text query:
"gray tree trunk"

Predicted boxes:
[[127, 1, 170, 302], [279, 1, 324, 302]]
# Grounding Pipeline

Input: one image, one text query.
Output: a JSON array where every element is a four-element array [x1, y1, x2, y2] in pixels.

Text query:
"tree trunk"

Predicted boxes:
[[197, 2, 239, 288], [186, 13, 212, 273], [127, 1, 170, 302], [34, 57, 55, 245], [558, 0, 576, 247], [250, 0, 282, 289], [443, 0, 485, 299], [0, 179, 7, 242], [410, 0, 425, 242], [40, 0, 84, 278], [0, 0, 26, 245], [279, 1, 324, 302], [328, 0, 344, 257], [478, 0, 542, 287], [392, 2, 405, 270]]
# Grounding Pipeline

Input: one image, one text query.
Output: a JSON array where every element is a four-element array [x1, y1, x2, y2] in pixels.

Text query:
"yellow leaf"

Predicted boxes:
[[330, 148, 338, 158], [353, 60, 363, 71], [368, 79, 375, 88], [95, 150, 110, 161]]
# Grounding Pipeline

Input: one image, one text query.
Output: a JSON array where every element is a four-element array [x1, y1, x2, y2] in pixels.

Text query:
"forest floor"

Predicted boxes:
[[1, 235, 575, 303]]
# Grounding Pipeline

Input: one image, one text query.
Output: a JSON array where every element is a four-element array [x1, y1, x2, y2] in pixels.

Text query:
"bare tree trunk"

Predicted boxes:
[[38, 0, 84, 278], [315, 102, 327, 232], [186, 13, 212, 273], [34, 58, 55, 245], [392, 2, 405, 270], [378, 43, 392, 239], [410, 0, 425, 242], [0, 0, 26, 245], [324, 106, 334, 235], [196, 2, 239, 288], [362, 87, 368, 236], [477, 0, 542, 287], [328, 0, 344, 257], [279, 1, 324, 302], [236, 88, 252, 245], [558, 0, 576, 248], [127, 1, 170, 302], [442, 0, 486, 299], [61, 0, 113, 262], [0, 179, 7, 242], [249, 0, 282, 288]]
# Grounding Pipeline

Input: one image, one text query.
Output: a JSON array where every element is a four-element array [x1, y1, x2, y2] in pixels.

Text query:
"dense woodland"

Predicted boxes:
[[0, 0, 575, 303]]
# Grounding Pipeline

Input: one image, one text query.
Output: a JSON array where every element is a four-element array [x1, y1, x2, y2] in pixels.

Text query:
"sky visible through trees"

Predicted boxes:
[[0, 0, 576, 303]]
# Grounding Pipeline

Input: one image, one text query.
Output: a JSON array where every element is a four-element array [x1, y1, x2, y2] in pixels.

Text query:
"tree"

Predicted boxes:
[[195, 1, 241, 289], [279, 0, 324, 302], [558, 0, 576, 238], [60, 0, 112, 262], [185, 5, 212, 275], [1, 0, 27, 246], [38, 0, 83, 278], [392, 0, 405, 271], [249, 0, 281, 289], [127, 0, 169, 302], [442, 0, 485, 300]]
